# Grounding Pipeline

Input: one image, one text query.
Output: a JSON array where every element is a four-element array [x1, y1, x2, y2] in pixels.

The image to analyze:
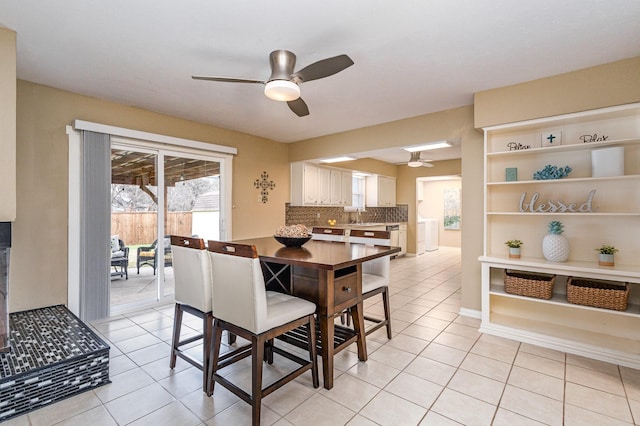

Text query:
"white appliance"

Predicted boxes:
[[416, 220, 426, 254], [424, 218, 439, 251], [385, 224, 400, 252]]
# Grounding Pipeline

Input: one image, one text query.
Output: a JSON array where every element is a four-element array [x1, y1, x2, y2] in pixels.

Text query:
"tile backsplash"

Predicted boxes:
[[285, 204, 408, 227]]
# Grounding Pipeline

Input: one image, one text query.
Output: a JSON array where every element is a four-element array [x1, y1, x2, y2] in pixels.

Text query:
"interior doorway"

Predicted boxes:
[[416, 175, 462, 253]]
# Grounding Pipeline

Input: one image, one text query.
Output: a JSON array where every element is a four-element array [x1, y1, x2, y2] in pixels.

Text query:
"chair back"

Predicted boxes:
[[207, 241, 268, 334], [170, 235, 211, 312], [348, 229, 391, 246], [311, 227, 346, 242], [348, 230, 391, 279], [110, 236, 126, 258], [118, 239, 129, 259]]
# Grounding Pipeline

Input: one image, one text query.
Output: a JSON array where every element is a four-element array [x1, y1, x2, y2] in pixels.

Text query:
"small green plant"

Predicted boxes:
[[595, 245, 618, 255], [505, 240, 523, 248], [547, 221, 564, 235]]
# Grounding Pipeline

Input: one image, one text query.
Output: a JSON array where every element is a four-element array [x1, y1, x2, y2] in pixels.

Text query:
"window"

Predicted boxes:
[[352, 175, 365, 210]]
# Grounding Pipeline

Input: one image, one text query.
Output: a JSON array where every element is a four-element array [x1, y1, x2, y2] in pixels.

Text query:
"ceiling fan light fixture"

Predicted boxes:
[[407, 151, 423, 167], [264, 80, 300, 101]]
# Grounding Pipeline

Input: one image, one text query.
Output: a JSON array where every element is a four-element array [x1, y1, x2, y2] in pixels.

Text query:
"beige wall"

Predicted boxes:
[[0, 27, 16, 221], [290, 106, 473, 162], [460, 125, 484, 311], [328, 158, 398, 178], [474, 56, 640, 128], [12, 80, 289, 312]]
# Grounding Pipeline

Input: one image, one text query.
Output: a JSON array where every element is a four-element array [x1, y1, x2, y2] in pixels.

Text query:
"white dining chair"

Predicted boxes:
[[206, 241, 319, 425], [347, 229, 392, 338], [311, 226, 346, 242], [169, 235, 212, 391], [169, 235, 247, 391]]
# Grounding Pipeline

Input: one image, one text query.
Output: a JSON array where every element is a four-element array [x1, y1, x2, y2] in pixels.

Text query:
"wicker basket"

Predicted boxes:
[[504, 270, 555, 299], [566, 277, 629, 311]]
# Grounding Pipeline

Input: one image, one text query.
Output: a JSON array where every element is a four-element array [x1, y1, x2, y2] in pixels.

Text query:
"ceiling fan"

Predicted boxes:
[[192, 50, 354, 117], [407, 151, 434, 168]]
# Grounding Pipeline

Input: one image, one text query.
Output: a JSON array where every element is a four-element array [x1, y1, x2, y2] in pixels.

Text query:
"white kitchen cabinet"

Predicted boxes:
[[340, 170, 353, 206], [365, 175, 396, 207], [480, 102, 640, 369], [291, 163, 352, 206], [329, 169, 352, 206], [291, 162, 318, 205], [329, 169, 341, 205], [316, 167, 331, 205]]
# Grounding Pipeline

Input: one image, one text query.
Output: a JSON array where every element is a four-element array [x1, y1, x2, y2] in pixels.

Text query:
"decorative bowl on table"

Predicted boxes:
[[274, 235, 312, 247]]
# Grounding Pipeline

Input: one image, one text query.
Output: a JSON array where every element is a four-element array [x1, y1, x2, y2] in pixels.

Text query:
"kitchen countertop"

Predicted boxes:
[[323, 222, 406, 228]]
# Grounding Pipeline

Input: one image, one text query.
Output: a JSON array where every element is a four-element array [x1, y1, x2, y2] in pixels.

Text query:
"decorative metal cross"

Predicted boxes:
[[254, 171, 276, 203], [546, 134, 556, 144]]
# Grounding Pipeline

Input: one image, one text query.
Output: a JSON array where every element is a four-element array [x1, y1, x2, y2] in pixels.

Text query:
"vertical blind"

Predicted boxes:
[[79, 131, 111, 321]]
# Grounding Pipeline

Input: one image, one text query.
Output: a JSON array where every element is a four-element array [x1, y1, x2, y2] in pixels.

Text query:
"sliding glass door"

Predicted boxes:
[[110, 144, 225, 312], [110, 147, 159, 309], [162, 153, 222, 299]]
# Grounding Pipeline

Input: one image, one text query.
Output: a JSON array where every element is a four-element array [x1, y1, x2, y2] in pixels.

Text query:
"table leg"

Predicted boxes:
[[350, 301, 368, 361], [319, 315, 334, 389]]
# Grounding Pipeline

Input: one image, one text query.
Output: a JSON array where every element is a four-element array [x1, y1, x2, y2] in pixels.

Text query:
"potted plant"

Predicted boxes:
[[505, 240, 523, 258], [595, 245, 618, 266]]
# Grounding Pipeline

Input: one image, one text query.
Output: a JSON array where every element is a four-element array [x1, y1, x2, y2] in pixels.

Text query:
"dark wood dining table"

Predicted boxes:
[[233, 236, 400, 389]]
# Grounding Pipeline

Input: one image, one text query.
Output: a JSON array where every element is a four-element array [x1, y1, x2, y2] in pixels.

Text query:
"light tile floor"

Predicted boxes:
[[7, 247, 640, 425]]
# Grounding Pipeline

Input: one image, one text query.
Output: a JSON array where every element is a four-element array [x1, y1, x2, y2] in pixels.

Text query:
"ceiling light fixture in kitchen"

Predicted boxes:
[[403, 141, 452, 152], [320, 156, 355, 163]]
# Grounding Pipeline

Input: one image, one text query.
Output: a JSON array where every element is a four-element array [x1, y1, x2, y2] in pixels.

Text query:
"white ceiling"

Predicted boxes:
[[1, 0, 639, 164]]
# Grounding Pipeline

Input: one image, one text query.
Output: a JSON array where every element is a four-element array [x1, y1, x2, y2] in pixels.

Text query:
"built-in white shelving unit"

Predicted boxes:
[[479, 103, 640, 369]]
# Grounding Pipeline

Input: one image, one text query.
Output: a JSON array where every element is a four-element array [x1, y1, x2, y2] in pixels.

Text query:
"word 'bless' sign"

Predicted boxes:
[[519, 190, 595, 213]]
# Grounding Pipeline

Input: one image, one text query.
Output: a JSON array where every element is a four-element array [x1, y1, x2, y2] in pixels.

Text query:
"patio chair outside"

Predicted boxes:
[[110, 238, 129, 279], [136, 237, 173, 275]]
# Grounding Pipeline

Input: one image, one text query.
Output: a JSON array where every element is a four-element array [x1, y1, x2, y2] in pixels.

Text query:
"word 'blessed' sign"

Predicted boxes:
[[519, 190, 595, 213]]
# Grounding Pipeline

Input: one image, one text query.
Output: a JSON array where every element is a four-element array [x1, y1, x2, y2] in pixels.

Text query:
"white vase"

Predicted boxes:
[[542, 234, 569, 262]]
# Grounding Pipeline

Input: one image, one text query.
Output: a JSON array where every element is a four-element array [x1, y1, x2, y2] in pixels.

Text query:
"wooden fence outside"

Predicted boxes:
[[111, 212, 192, 245]]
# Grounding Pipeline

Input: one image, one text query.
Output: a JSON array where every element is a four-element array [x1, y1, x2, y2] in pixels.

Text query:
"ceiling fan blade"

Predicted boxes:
[[192, 75, 265, 84], [294, 54, 354, 83], [421, 162, 434, 168], [287, 98, 309, 117]]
